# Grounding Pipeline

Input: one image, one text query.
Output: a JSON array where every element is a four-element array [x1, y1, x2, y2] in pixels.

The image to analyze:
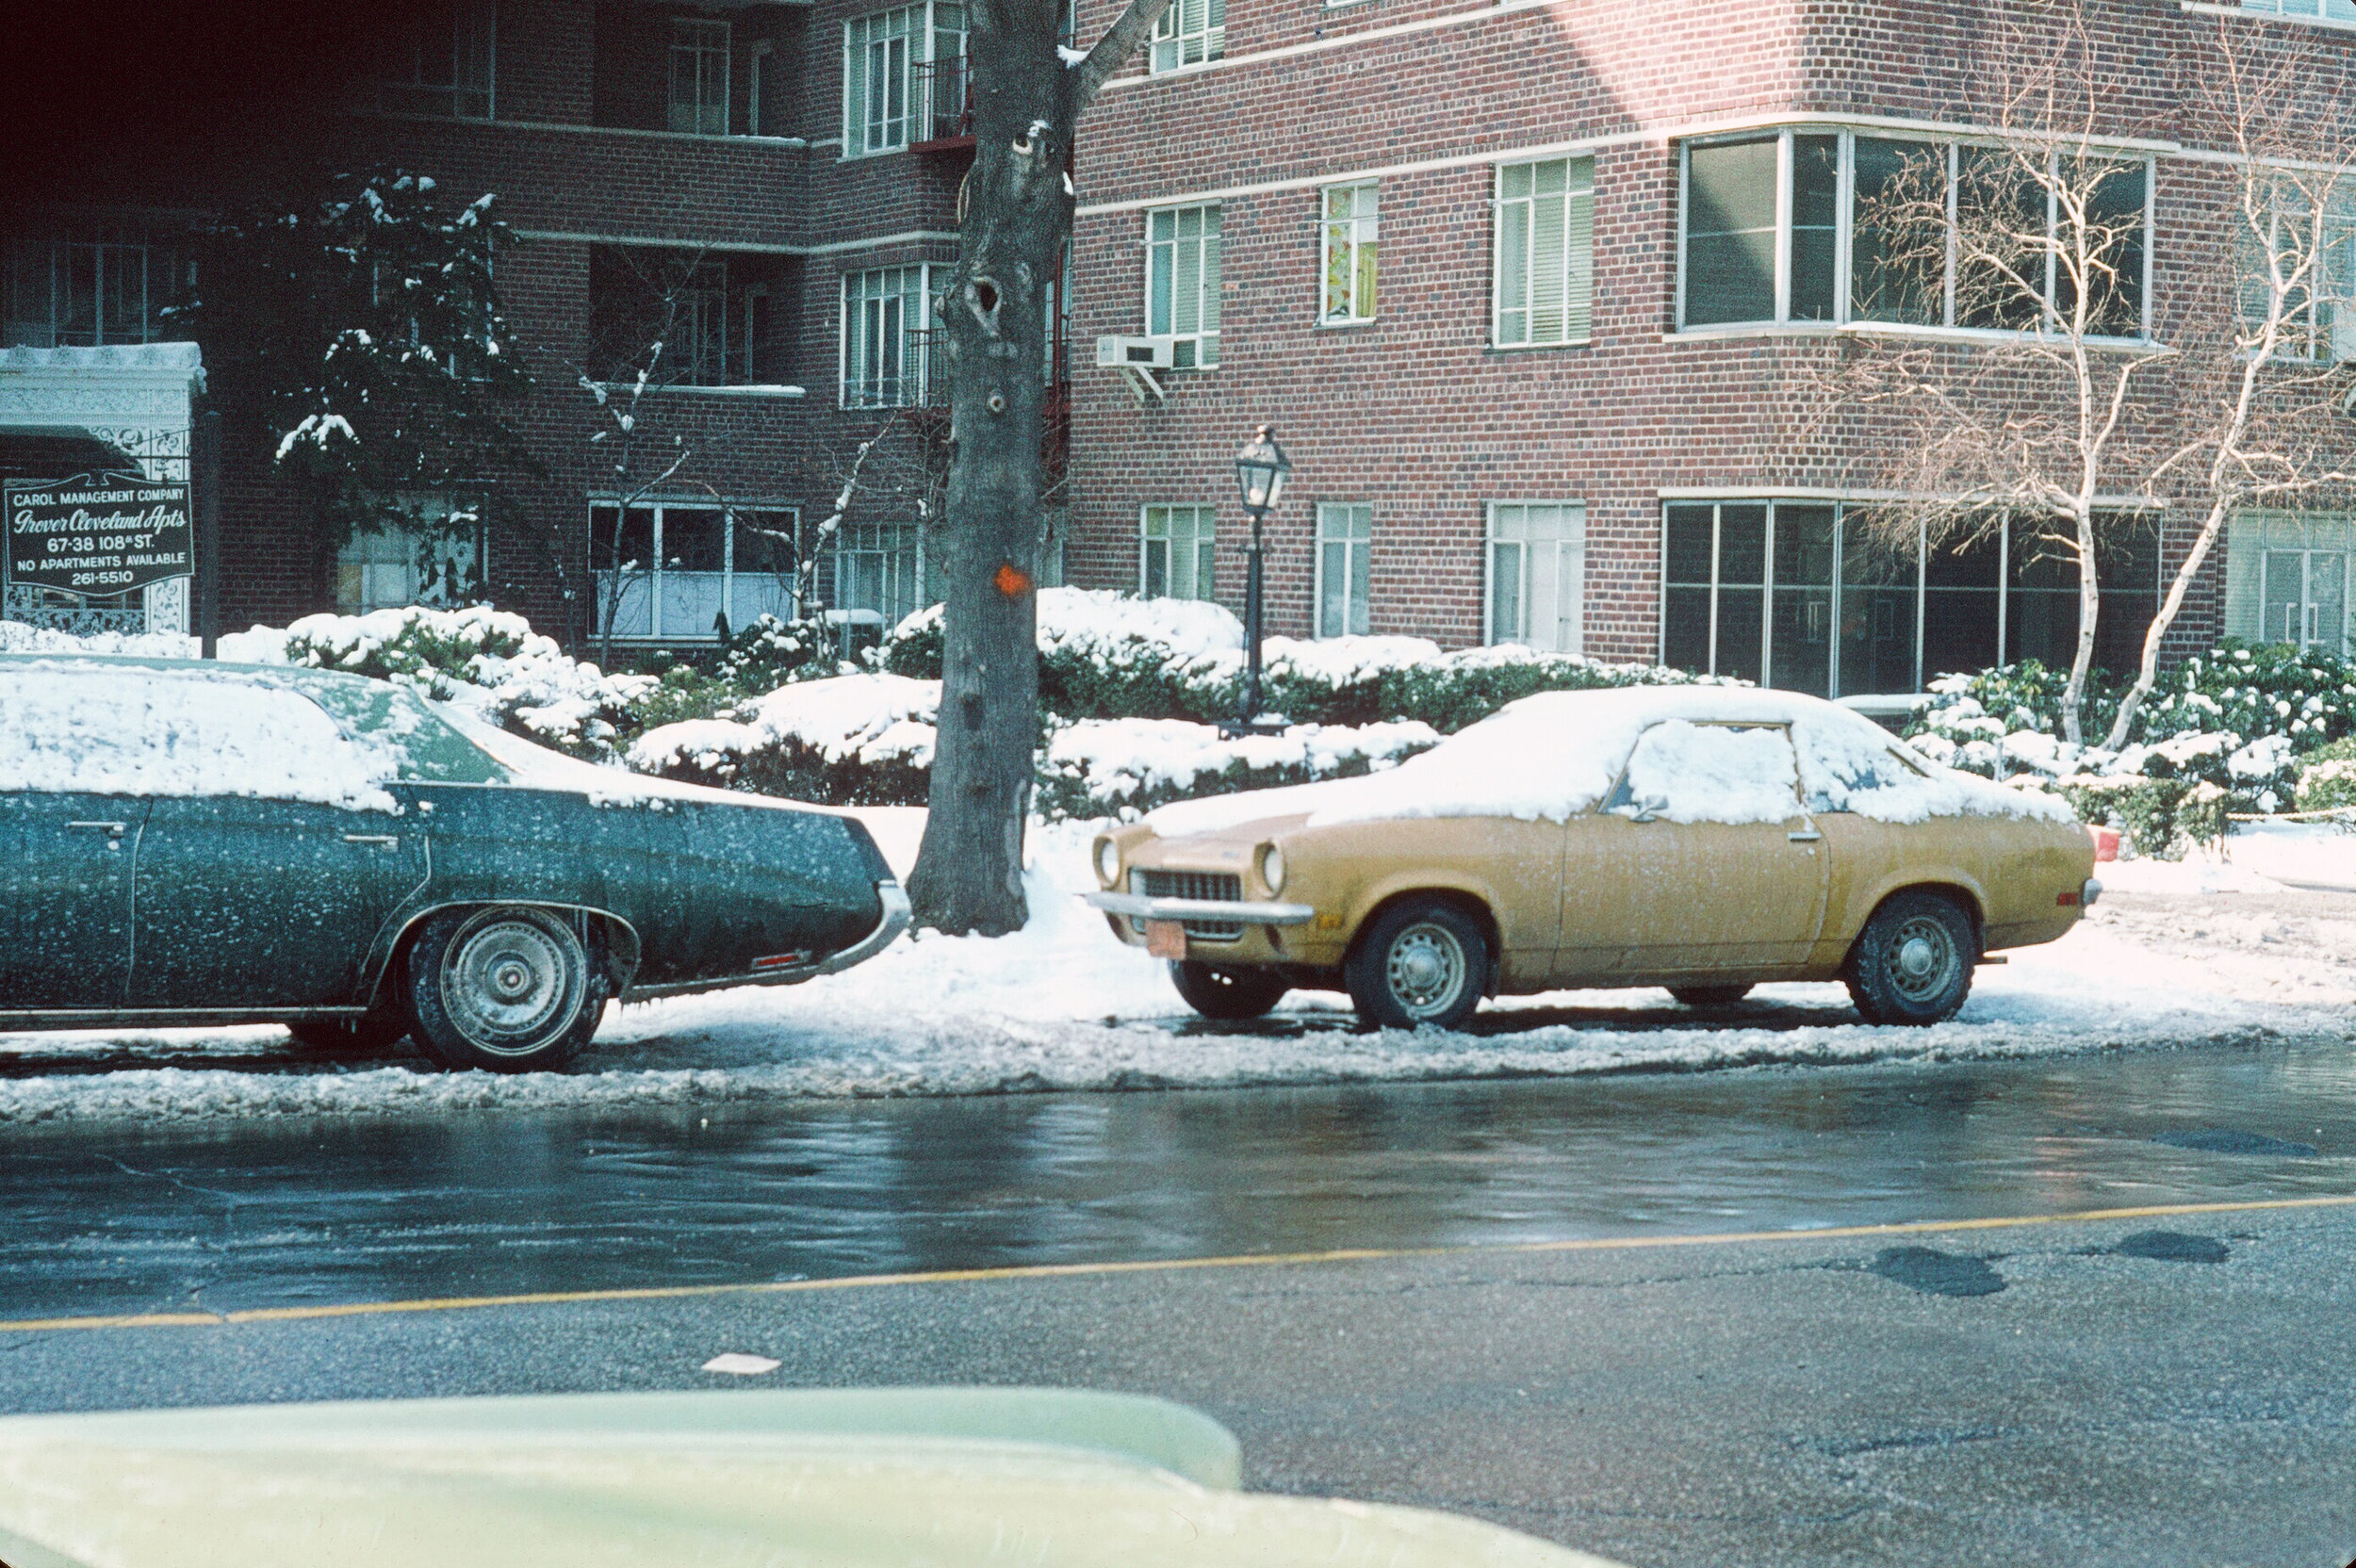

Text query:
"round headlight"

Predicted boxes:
[[1260, 843, 1286, 895], [1095, 836, 1122, 886]]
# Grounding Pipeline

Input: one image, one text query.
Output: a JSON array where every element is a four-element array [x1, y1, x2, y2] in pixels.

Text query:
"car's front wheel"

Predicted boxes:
[[1169, 960, 1288, 1021], [1346, 898, 1489, 1032], [404, 906, 606, 1072], [1846, 890, 1976, 1025]]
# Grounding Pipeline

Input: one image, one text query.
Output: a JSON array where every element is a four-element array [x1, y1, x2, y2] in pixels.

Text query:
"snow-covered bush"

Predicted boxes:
[[1036, 718, 1440, 821], [627, 673, 938, 806], [270, 605, 658, 759], [716, 612, 852, 691], [883, 588, 1727, 731], [2294, 738, 2356, 817]]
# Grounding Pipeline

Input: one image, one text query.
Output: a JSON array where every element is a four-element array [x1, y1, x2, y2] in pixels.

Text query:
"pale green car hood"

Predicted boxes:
[[0, 1387, 1625, 1568]]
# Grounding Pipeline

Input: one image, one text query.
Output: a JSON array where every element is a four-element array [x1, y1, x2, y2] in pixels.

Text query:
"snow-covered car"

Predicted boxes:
[[0, 1387, 1621, 1567], [1088, 688, 2097, 1031], [0, 655, 908, 1071]]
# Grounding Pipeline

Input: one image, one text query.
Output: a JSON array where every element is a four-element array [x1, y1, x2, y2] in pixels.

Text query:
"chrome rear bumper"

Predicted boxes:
[[628, 881, 911, 999]]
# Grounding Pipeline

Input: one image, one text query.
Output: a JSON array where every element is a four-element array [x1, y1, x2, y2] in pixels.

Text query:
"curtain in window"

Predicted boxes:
[[1146, 205, 1220, 367], [1141, 506, 1216, 599], [1496, 158, 1593, 346]]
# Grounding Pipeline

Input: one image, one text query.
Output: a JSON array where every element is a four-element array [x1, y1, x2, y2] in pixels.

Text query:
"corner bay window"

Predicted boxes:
[[1679, 130, 2151, 337], [1662, 500, 2160, 694], [669, 19, 729, 135], [1495, 156, 1595, 347], [3, 228, 190, 349], [1316, 503, 1373, 639], [1141, 505, 1216, 600], [1146, 204, 1220, 368], [2225, 514, 2356, 656], [589, 502, 802, 643]]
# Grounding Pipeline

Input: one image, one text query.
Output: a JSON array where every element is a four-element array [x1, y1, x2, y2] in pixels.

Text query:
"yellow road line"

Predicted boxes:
[[8, 1193, 2352, 1335]]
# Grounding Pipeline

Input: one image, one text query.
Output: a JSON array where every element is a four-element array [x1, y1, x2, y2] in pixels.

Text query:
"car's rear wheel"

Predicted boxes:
[[1667, 984, 1754, 1008], [1846, 890, 1976, 1026], [1168, 960, 1288, 1021], [1346, 899, 1489, 1032], [405, 906, 605, 1072], [286, 1005, 412, 1055]]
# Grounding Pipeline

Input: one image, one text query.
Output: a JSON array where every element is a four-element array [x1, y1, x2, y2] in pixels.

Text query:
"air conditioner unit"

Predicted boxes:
[[1095, 335, 1171, 403]]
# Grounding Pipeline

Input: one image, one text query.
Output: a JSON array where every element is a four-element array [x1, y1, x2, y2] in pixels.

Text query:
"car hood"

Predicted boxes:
[[0, 1388, 1624, 1568]]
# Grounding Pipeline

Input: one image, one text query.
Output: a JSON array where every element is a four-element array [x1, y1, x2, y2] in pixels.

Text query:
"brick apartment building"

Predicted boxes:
[[1, 0, 1019, 653], [1061, 0, 2356, 697]]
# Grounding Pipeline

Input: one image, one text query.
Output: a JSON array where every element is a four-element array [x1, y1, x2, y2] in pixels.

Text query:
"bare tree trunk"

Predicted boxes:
[[2061, 505, 2100, 745], [2108, 498, 2231, 750], [908, 6, 1066, 934]]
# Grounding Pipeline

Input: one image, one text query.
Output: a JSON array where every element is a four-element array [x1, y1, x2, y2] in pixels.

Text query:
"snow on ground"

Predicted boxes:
[[3, 816, 2351, 1126]]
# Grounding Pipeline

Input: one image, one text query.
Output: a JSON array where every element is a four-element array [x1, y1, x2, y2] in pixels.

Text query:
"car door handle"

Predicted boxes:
[[342, 834, 401, 846], [1788, 830, 1824, 843], [67, 821, 126, 836]]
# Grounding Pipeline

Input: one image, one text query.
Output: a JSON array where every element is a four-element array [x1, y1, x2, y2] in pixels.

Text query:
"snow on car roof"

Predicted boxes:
[[1145, 686, 2072, 836]]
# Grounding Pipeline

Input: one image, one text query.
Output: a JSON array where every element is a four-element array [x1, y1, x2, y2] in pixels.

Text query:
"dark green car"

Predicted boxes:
[[0, 655, 908, 1071]]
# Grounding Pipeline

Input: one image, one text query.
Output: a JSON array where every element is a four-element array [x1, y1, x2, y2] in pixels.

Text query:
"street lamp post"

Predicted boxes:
[[1231, 423, 1292, 732]]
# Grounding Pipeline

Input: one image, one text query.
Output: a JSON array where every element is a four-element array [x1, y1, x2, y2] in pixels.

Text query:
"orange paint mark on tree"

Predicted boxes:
[[994, 563, 1035, 597]]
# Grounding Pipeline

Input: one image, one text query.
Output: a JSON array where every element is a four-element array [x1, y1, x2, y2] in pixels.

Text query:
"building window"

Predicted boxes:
[[1662, 500, 2160, 694], [1494, 156, 1595, 347], [2245, 199, 2356, 362], [1141, 505, 1217, 599], [588, 502, 803, 643], [844, 3, 966, 156], [831, 521, 926, 652], [1316, 503, 1373, 638], [336, 505, 487, 614], [379, 0, 496, 120], [1320, 183, 1378, 325], [587, 250, 780, 387], [668, 18, 729, 135], [744, 42, 771, 137], [2, 229, 190, 349], [1487, 503, 1585, 654], [2241, 0, 2356, 20], [2225, 514, 2356, 655], [841, 265, 936, 408], [1677, 130, 2151, 338], [1150, 0, 1223, 72], [1146, 204, 1220, 368]]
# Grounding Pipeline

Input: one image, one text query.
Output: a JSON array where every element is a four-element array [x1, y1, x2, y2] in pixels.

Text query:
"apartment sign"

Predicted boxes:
[[3, 473, 193, 597]]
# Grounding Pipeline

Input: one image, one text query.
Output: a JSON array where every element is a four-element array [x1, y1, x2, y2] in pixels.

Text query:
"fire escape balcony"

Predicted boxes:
[[908, 57, 974, 154]]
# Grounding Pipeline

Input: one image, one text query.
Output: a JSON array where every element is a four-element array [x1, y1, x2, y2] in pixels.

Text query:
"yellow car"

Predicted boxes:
[[1088, 688, 2096, 1030]]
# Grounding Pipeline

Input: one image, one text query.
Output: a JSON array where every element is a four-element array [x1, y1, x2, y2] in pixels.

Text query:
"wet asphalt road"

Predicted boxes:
[[4, 1043, 2354, 1567]]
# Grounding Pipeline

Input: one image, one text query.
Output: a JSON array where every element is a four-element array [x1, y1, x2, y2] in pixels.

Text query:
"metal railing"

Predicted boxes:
[[912, 57, 973, 145]]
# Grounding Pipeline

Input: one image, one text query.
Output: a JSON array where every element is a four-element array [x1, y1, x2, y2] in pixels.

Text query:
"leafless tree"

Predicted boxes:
[[2102, 23, 2356, 747], [909, 0, 1178, 934], [1825, 0, 2171, 743]]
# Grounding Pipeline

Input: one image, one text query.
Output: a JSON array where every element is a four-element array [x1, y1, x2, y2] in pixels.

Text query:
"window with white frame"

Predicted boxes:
[[844, 3, 966, 156], [1, 227, 191, 349], [336, 500, 487, 615], [842, 265, 936, 407], [1494, 156, 1595, 348], [2225, 513, 2356, 655], [1321, 183, 1378, 324], [831, 521, 926, 652], [1677, 129, 2152, 338], [1487, 503, 1585, 654], [1661, 499, 2161, 695], [1141, 505, 1217, 599], [669, 18, 729, 134], [1146, 204, 1220, 368], [1150, 0, 1223, 72], [588, 501, 803, 643], [744, 42, 771, 136], [379, 0, 496, 120], [2241, 0, 2356, 20], [2243, 196, 2356, 362], [1316, 503, 1373, 638]]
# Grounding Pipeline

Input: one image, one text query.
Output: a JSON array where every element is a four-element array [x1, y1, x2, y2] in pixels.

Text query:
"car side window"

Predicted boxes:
[[1607, 721, 1802, 825], [0, 667, 391, 804], [1799, 724, 1931, 814]]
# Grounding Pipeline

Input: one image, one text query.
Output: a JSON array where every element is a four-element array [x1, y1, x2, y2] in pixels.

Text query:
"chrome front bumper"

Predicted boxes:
[[1084, 890, 1317, 926]]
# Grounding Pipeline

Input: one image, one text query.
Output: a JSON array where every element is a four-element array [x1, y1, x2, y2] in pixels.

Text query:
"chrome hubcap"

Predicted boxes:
[[1887, 918, 1958, 1004], [1386, 923, 1467, 1020], [444, 913, 583, 1054]]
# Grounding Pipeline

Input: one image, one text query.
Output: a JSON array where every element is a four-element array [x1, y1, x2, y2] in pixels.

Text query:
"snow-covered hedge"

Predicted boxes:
[[1901, 644, 2356, 854], [1036, 718, 1439, 821], [885, 588, 1733, 731]]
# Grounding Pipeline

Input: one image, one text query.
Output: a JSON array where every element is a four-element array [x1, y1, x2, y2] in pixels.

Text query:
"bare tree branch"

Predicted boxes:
[[1073, 0, 1179, 107]]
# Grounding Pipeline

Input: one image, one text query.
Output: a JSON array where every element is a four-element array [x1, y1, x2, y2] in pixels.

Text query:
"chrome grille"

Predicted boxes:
[[1132, 869, 1246, 941]]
